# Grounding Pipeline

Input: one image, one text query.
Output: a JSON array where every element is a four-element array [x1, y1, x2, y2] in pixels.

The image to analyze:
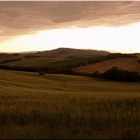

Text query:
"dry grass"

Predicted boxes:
[[0, 70, 139, 139], [74, 57, 140, 74]]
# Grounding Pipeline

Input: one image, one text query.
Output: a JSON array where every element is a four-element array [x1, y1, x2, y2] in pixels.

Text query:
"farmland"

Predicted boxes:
[[1, 50, 139, 76], [74, 57, 140, 74], [2, 57, 64, 68], [0, 70, 139, 139]]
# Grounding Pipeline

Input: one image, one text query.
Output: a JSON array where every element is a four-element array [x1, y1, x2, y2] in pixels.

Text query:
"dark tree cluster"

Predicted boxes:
[[92, 67, 140, 82], [38, 71, 46, 76], [106, 53, 138, 59], [0, 65, 39, 72]]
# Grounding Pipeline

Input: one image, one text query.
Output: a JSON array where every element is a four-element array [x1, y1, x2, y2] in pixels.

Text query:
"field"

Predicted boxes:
[[2, 57, 64, 68], [74, 58, 140, 74], [0, 70, 140, 139]]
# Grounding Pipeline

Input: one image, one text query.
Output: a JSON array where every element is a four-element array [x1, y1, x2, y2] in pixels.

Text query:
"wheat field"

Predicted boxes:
[[0, 70, 139, 139]]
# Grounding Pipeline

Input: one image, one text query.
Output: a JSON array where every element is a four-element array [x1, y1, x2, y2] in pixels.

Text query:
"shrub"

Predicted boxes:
[[92, 71, 100, 78], [38, 71, 45, 76]]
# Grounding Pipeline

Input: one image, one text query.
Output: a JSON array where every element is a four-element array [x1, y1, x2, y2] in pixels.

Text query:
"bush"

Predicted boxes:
[[92, 71, 100, 78], [38, 71, 45, 76]]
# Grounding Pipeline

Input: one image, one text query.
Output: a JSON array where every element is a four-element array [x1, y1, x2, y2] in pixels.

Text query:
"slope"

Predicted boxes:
[[74, 57, 140, 74]]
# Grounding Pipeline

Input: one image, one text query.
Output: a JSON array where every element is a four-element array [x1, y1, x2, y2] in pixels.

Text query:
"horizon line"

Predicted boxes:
[[0, 47, 139, 54]]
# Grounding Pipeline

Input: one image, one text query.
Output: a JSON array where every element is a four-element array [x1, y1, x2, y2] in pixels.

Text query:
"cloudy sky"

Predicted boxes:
[[0, 1, 140, 53]]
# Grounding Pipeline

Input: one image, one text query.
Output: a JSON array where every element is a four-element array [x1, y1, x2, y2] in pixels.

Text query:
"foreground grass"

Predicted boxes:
[[0, 70, 139, 139]]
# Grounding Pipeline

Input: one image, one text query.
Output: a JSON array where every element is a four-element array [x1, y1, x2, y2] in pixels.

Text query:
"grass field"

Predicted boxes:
[[1, 57, 64, 68], [0, 70, 139, 139], [74, 58, 140, 74]]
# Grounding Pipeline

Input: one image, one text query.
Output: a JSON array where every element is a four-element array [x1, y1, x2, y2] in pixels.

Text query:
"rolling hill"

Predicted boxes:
[[0, 70, 139, 138], [0, 48, 109, 64], [0, 48, 110, 73], [35, 47, 110, 57], [0, 48, 139, 76], [0, 47, 109, 66], [2, 57, 64, 68], [74, 57, 140, 74]]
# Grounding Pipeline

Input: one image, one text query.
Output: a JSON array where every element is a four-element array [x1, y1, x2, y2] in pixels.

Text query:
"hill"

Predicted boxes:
[[74, 57, 140, 74], [0, 48, 109, 73], [35, 48, 110, 57], [0, 52, 139, 75], [2, 57, 64, 68], [0, 48, 109, 64]]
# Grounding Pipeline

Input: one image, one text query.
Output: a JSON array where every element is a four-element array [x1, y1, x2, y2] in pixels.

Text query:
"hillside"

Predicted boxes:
[[0, 48, 109, 64], [0, 70, 139, 138], [74, 57, 140, 74], [0, 48, 139, 76], [1, 53, 139, 75], [36, 48, 110, 57], [2, 57, 64, 68], [1, 70, 139, 94]]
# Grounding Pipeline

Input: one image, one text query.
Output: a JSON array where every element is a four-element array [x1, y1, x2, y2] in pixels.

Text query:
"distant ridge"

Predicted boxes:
[[36, 47, 110, 57], [0, 48, 109, 65]]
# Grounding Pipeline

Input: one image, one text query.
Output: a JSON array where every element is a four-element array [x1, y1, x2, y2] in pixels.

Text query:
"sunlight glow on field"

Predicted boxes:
[[1, 22, 140, 53]]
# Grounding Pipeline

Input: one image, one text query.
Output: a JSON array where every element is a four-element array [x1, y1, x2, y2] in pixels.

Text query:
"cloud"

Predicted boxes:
[[1, 1, 140, 40]]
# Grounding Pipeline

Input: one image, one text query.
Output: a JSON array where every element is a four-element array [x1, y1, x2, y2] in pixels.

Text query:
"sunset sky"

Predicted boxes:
[[0, 1, 140, 53]]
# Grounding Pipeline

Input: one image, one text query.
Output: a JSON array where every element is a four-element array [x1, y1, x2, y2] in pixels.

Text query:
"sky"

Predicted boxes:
[[0, 1, 140, 53]]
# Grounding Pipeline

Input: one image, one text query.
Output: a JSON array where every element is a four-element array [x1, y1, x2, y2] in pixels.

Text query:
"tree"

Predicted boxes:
[[102, 67, 139, 82], [38, 71, 45, 76], [92, 66, 140, 82]]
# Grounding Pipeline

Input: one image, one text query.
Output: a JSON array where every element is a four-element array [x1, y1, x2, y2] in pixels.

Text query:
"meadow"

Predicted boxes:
[[74, 57, 140, 74], [3, 57, 64, 68], [0, 70, 139, 139]]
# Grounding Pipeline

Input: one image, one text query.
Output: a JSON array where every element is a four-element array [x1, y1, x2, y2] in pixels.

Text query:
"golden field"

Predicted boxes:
[[0, 70, 139, 139]]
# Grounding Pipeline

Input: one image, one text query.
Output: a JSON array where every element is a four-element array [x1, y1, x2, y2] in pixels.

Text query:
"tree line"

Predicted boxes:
[[92, 67, 140, 82]]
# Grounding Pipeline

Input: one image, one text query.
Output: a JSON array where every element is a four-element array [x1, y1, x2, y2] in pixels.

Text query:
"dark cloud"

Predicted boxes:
[[1, 1, 140, 40]]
